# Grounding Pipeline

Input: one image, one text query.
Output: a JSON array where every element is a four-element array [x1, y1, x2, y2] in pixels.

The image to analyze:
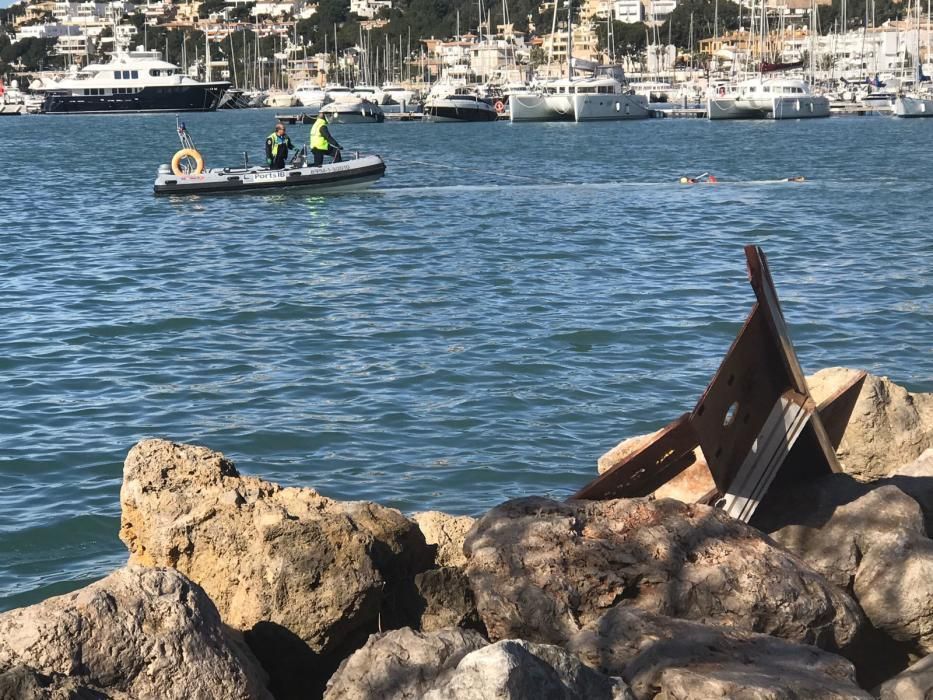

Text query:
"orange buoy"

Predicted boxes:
[[171, 148, 204, 176]]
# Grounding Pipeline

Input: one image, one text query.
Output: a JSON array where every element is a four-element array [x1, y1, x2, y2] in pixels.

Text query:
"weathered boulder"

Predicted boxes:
[[808, 368, 933, 481], [855, 528, 933, 654], [119, 439, 434, 698], [565, 605, 868, 700], [422, 640, 633, 700], [0, 566, 271, 700], [890, 449, 933, 533], [766, 484, 926, 590], [413, 567, 484, 634], [323, 627, 487, 699], [0, 663, 116, 700], [463, 497, 864, 652], [877, 652, 933, 700], [412, 511, 475, 569]]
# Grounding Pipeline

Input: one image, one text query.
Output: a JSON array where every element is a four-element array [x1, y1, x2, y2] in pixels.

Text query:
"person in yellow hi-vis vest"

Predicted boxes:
[[265, 123, 294, 170], [309, 113, 343, 167]]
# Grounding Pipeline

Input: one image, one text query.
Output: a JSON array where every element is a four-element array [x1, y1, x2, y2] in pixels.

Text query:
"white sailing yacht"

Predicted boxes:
[[893, 0, 933, 117], [707, 0, 828, 120], [509, 1, 647, 123], [708, 75, 830, 119]]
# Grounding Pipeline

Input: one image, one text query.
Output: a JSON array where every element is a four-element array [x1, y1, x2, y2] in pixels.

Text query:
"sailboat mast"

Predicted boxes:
[[566, 0, 573, 80]]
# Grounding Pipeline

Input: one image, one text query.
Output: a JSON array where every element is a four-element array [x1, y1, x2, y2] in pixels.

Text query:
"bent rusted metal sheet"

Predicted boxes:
[[573, 245, 867, 523]]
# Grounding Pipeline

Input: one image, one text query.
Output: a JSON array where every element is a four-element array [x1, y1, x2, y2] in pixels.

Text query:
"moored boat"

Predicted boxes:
[[423, 91, 498, 122], [33, 48, 229, 114]]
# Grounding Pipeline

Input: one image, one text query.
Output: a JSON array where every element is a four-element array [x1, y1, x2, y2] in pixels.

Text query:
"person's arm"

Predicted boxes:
[[285, 136, 294, 151], [321, 125, 341, 149]]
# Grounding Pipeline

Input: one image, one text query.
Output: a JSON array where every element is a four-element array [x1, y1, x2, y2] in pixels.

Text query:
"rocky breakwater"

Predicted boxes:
[[0, 368, 930, 699]]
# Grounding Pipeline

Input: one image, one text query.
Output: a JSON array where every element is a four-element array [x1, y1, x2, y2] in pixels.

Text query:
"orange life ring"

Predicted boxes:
[[171, 148, 204, 176], [494, 100, 505, 113]]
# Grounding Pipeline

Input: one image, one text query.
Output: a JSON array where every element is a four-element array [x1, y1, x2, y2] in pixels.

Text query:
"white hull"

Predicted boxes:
[[265, 92, 297, 108], [894, 95, 933, 117], [509, 93, 574, 121], [319, 101, 384, 124], [708, 95, 829, 119], [571, 93, 649, 120]]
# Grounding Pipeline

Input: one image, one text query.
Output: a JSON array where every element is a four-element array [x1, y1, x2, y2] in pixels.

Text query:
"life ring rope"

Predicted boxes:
[[171, 148, 204, 176]]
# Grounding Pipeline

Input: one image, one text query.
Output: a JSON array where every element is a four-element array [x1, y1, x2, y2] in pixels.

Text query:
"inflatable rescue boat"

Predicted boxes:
[[153, 119, 386, 195]]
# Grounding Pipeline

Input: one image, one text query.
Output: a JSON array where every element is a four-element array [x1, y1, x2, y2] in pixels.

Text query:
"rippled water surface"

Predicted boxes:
[[1, 109, 931, 610]]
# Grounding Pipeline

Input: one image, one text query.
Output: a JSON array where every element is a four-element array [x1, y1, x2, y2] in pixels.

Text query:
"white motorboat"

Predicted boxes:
[[264, 89, 296, 108], [32, 47, 229, 114], [510, 75, 648, 122], [292, 82, 328, 111], [319, 99, 385, 124], [375, 83, 417, 107], [707, 76, 829, 120], [423, 91, 498, 122], [894, 92, 933, 116]]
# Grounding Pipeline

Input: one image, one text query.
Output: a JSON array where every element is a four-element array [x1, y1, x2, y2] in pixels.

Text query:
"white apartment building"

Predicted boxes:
[[350, 0, 392, 19], [251, 0, 299, 17], [15, 22, 81, 41], [612, 0, 643, 22]]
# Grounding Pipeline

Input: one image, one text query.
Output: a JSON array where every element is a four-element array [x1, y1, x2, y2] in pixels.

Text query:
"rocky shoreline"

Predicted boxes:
[[2, 367, 932, 699]]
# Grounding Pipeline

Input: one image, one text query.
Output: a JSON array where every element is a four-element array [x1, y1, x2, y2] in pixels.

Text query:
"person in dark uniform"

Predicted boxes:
[[309, 114, 342, 167], [265, 123, 294, 170]]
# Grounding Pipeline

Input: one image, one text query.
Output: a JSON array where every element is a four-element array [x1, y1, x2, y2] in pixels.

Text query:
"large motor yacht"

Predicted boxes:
[[707, 76, 829, 120], [32, 48, 229, 114]]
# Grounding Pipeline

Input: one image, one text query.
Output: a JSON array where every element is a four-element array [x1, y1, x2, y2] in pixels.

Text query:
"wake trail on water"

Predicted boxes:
[[371, 179, 804, 196]]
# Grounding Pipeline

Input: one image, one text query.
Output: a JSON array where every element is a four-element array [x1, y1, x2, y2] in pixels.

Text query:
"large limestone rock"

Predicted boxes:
[[326, 628, 630, 700], [891, 449, 933, 534], [0, 663, 116, 700], [463, 497, 864, 652], [766, 484, 926, 590], [566, 605, 869, 700], [412, 511, 475, 569], [119, 439, 433, 697], [0, 566, 271, 700], [855, 528, 933, 654], [877, 652, 933, 700], [323, 627, 487, 700], [413, 567, 484, 634], [809, 368, 933, 481], [422, 640, 633, 700]]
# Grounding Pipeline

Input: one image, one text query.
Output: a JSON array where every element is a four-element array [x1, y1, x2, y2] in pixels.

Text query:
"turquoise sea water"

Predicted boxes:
[[0, 108, 931, 611]]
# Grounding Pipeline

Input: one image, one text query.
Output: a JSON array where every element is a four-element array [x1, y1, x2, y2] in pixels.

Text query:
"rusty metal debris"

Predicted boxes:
[[573, 245, 866, 523]]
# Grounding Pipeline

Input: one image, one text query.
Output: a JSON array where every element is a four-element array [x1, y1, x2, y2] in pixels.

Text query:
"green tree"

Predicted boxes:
[[661, 0, 742, 48], [596, 20, 648, 58]]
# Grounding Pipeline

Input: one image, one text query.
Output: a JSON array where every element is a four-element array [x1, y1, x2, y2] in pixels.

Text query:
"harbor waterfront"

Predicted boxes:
[[1, 108, 932, 613]]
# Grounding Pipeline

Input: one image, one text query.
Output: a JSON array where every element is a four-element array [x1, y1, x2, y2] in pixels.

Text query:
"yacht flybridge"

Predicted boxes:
[[33, 48, 229, 114]]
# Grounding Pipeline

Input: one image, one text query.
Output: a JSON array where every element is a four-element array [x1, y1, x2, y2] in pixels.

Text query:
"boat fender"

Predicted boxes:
[[171, 148, 204, 176], [494, 100, 505, 113]]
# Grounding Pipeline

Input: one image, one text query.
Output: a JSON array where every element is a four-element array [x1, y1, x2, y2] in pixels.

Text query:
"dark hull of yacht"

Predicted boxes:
[[424, 101, 498, 122], [41, 83, 229, 114]]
